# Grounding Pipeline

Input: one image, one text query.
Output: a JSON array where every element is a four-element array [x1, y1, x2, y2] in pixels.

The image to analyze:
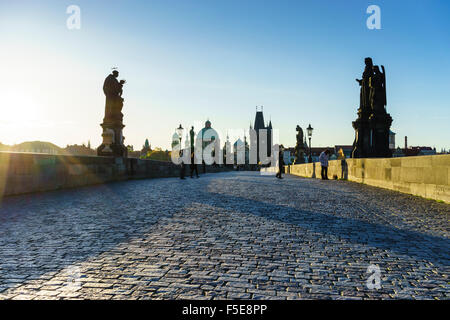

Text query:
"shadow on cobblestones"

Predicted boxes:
[[204, 191, 450, 266], [0, 172, 448, 299], [0, 181, 186, 293]]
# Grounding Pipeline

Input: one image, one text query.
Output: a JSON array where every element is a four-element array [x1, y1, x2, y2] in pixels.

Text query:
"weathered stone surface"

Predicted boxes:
[[0, 172, 448, 300]]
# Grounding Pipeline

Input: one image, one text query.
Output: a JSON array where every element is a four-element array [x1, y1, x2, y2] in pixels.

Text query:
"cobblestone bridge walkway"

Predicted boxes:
[[0, 172, 448, 300]]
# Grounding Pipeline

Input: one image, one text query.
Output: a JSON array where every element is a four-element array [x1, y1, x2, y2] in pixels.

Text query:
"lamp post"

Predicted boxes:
[[307, 124, 313, 163], [176, 124, 184, 156]]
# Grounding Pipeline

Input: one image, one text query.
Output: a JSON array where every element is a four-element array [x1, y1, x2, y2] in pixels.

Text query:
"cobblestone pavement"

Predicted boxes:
[[0, 171, 448, 300]]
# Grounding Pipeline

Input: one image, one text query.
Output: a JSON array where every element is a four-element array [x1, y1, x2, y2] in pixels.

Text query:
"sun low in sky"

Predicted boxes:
[[0, 0, 449, 151]]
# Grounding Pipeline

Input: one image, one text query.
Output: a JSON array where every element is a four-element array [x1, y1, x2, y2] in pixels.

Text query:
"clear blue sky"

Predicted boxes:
[[1, 0, 449, 151]]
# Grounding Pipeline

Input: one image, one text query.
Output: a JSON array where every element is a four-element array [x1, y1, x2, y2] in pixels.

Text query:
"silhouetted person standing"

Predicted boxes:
[[276, 146, 284, 179], [190, 151, 199, 178], [180, 149, 186, 179], [319, 149, 330, 180]]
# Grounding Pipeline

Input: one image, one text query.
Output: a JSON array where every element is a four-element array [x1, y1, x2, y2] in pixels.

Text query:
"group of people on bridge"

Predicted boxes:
[[277, 148, 331, 180]]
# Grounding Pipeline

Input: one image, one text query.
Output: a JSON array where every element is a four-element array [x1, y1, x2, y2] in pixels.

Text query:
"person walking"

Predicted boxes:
[[190, 151, 199, 178], [319, 149, 330, 180], [276, 145, 285, 179]]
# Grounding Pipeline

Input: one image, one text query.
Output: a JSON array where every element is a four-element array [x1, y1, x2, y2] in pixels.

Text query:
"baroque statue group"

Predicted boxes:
[[352, 57, 392, 158]]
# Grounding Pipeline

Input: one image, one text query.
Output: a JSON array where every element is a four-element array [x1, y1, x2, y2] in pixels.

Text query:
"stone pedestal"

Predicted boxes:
[[352, 107, 392, 158], [368, 112, 393, 158], [97, 95, 127, 158], [97, 121, 127, 157], [294, 149, 306, 164], [352, 108, 371, 158]]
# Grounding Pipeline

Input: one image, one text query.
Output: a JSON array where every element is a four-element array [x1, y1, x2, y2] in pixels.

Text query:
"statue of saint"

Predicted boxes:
[[294, 125, 305, 164], [352, 58, 392, 159], [369, 65, 387, 113], [103, 70, 126, 122], [356, 57, 374, 112], [97, 69, 128, 157], [296, 125, 304, 146]]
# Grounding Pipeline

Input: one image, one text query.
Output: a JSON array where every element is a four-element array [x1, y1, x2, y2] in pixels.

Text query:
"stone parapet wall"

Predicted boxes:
[[0, 152, 230, 197], [279, 155, 450, 203]]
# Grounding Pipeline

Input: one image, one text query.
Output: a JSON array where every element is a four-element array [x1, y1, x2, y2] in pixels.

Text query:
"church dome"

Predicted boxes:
[[200, 121, 217, 142]]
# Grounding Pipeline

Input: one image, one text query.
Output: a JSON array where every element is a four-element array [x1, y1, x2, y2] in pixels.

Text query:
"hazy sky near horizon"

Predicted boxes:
[[1, 0, 449, 151]]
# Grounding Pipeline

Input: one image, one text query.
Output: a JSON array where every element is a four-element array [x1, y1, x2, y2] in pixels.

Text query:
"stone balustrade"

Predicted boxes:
[[262, 155, 450, 203], [0, 152, 230, 197], [263, 154, 450, 203]]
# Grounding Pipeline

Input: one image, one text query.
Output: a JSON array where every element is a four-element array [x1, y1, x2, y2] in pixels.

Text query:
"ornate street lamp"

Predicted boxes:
[[307, 124, 313, 163], [176, 124, 183, 155]]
